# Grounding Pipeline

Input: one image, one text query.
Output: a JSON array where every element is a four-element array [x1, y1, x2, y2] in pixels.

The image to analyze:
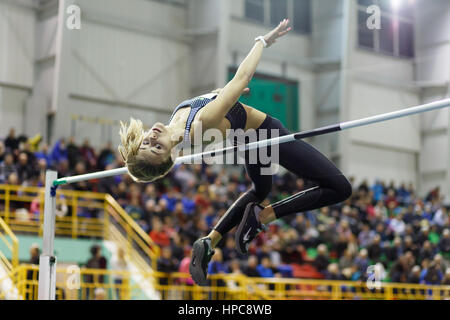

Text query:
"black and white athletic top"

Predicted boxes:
[[168, 93, 247, 145]]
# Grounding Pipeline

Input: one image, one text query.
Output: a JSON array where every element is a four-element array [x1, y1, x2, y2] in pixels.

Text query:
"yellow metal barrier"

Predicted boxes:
[[0, 185, 104, 238], [104, 194, 160, 271], [16, 264, 132, 300], [0, 184, 160, 271], [0, 216, 19, 271], [13, 264, 450, 300]]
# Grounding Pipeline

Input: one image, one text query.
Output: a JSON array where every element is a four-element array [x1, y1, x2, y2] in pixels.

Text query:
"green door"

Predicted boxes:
[[228, 69, 299, 131]]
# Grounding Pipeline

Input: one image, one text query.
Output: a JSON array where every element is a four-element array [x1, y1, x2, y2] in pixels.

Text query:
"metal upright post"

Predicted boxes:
[[38, 170, 58, 300]]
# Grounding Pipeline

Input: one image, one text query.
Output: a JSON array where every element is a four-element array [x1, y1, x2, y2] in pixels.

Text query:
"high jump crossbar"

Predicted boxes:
[[38, 97, 450, 300], [53, 97, 450, 186]]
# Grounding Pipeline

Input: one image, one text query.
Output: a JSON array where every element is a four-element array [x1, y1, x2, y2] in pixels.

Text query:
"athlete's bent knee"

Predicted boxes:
[[338, 175, 352, 201]]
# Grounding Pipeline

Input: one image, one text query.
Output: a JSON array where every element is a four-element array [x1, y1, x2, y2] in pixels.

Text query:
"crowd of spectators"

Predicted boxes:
[[1, 128, 450, 287]]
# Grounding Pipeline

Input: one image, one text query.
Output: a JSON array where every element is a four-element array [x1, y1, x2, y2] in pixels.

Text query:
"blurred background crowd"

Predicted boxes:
[[1, 128, 450, 286]]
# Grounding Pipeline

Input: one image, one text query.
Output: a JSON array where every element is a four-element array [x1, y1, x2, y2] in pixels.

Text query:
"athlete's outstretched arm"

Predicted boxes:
[[199, 19, 291, 129]]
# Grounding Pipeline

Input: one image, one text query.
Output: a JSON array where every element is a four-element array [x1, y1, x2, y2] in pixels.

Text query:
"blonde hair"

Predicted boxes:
[[118, 118, 174, 183]]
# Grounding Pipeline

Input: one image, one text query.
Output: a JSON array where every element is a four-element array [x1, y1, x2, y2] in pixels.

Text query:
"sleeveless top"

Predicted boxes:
[[168, 93, 247, 145]]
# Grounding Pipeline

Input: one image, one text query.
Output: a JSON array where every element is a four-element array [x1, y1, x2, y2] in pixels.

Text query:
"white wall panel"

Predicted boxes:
[[419, 133, 448, 173], [0, 87, 28, 136], [69, 20, 190, 111], [229, 20, 311, 61], [35, 15, 57, 61], [347, 80, 420, 152], [348, 143, 417, 187], [311, 0, 343, 59], [0, 1, 35, 86]]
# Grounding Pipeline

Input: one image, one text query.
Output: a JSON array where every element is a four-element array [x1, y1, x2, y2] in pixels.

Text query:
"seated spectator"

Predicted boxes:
[[80, 138, 97, 170], [256, 257, 274, 278], [181, 191, 196, 215], [433, 254, 446, 274], [403, 236, 419, 257], [222, 236, 241, 262], [34, 143, 51, 167], [418, 241, 436, 263], [50, 138, 68, 167], [324, 263, 343, 280], [0, 153, 17, 183], [208, 248, 227, 275], [71, 161, 93, 191], [420, 262, 443, 285], [157, 246, 179, 276], [161, 187, 179, 212], [349, 264, 362, 281], [97, 141, 115, 171], [149, 217, 170, 247], [354, 249, 369, 274], [338, 249, 354, 270], [407, 265, 421, 284], [228, 259, 243, 275], [314, 244, 330, 274], [389, 254, 409, 283], [256, 243, 271, 263], [244, 255, 260, 277], [438, 229, 450, 254], [16, 152, 36, 182], [416, 225, 431, 245], [84, 245, 107, 299], [178, 250, 194, 286], [389, 213, 406, 236], [4, 128, 19, 152], [367, 234, 383, 262], [66, 137, 80, 170], [432, 207, 448, 228], [358, 224, 375, 248], [125, 197, 144, 222], [442, 268, 450, 285]]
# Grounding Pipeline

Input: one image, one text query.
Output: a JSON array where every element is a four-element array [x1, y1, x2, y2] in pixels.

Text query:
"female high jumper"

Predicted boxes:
[[118, 19, 352, 286]]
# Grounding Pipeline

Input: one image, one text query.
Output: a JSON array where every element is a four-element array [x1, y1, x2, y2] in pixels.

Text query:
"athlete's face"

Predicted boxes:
[[139, 122, 172, 164]]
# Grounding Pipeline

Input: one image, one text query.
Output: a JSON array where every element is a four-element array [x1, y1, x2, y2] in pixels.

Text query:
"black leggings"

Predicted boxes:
[[214, 115, 352, 235]]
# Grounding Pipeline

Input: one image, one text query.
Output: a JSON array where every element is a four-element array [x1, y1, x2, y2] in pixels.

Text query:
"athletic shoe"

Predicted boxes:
[[235, 202, 266, 255], [189, 237, 215, 286]]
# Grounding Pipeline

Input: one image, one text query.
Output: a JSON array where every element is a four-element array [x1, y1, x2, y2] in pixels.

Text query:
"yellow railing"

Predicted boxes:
[[13, 264, 450, 300], [16, 264, 132, 300], [0, 184, 160, 270], [0, 216, 19, 272], [104, 194, 160, 271]]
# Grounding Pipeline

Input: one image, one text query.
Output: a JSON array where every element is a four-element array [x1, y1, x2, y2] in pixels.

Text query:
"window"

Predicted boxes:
[[358, 0, 376, 6], [358, 10, 374, 49], [245, 0, 265, 23], [293, 0, 311, 34], [379, 16, 394, 55], [270, 0, 287, 26], [357, 0, 414, 58], [398, 21, 414, 57], [244, 0, 311, 35]]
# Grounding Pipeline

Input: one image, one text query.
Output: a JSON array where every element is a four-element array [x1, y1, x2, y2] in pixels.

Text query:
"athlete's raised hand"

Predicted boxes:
[[263, 18, 291, 47]]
